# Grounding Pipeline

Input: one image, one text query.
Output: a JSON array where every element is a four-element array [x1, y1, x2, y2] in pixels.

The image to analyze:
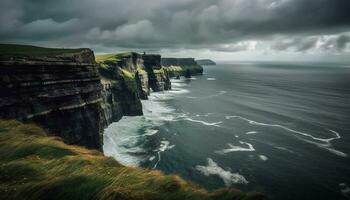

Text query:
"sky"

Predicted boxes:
[[1, 0, 350, 62]]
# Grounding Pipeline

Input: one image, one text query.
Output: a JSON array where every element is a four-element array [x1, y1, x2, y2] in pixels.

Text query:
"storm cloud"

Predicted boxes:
[[1, 0, 350, 56]]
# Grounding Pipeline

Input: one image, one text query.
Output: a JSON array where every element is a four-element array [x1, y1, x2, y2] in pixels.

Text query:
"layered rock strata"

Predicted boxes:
[[161, 57, 203, 77], [0, 48, 104, 149]]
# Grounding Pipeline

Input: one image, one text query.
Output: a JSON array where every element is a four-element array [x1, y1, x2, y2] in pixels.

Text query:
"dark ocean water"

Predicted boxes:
[[104, 62, 350, 200]]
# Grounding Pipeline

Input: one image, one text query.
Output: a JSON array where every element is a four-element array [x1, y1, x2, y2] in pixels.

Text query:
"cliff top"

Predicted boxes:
[[0, 44, 94, 63], [196, 59, 216, 65], [0, 120, 268, 200], [95, 52, 143, 63]]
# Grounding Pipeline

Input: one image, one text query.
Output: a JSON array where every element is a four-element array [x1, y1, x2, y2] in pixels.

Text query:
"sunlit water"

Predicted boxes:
[[104, 62, 350, 200]]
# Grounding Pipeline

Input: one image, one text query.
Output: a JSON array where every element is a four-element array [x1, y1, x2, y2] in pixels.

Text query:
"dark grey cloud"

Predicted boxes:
[[271, 33, 350, 53], [1, 0, 350, 52]]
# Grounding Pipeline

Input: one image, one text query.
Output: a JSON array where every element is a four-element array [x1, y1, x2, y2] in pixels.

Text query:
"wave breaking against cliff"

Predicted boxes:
[[104, 63, 350, 200]]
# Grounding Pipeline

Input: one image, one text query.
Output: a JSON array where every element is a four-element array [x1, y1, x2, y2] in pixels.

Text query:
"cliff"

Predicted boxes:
[[142, 54, 171, 91], [0, 45, 178, 150], [0, 45, 268, 199], [196, 59, 216, 65], [0, 44, 104, 149], [161, 57, 203, 77], [0, 120, 268, 200], [96, 53, 144, 124]]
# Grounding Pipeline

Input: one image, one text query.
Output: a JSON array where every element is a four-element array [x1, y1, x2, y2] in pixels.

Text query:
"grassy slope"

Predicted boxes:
[[0, 120, 268, 200], [95, 53, 132, 63], [0, 44, 84, 57]]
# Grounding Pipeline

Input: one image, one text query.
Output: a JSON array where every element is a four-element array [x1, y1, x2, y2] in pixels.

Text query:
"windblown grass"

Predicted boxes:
[[95, 53, 132, 63], [0, 120, 268, 200], [0, 44, 84, 57]]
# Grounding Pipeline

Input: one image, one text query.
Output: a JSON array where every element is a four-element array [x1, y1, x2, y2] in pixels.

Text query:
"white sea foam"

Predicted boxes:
[[183, 118, 222, 127], [225, 115, 346, 157], [153, 140, 175, 169], [103, 117, 147, 166], [207, 78, 216, 81], [246, 131, 258, 134], [339, 183, 350, 197], [194, 113, 214, 117], [169, 88, 190, 94], [144, 129, 159, 136], [275, 146, 294, 153], [103, 79, 187, 166], [216, 141, 255, 154], [149, 156, 156, 161], [259, 155, 268, 161], [195, 158, 248, 186]]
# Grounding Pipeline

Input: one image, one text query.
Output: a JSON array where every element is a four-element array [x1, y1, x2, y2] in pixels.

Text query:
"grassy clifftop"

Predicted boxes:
[[0, 44, 95, 63], [0, 44, 85, 57], [0, 120, 268, 200], [96, 53, 132, 63]]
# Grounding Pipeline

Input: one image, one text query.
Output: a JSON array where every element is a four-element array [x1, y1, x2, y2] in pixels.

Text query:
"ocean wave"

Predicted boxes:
[[274, 146, 294, 153], [216, 141, 255, 154], [225, 115, 346, 157], [259, 155, 268, 161], [194, 113, 214, 117], [183, 118, 222, 127], [168, 88, 190, 94], [195, 158, 248, 186], [153, 140, 175, 169], [339, 183, 350, 198], [246, 131, 258, 134], [207, 78, 216, 81]]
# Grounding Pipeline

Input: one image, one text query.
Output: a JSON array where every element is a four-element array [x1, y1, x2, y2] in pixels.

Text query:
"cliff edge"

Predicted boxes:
[[0, 120, 268, 200], [161, 57, 203, 77], [0, 44, 104, 149]]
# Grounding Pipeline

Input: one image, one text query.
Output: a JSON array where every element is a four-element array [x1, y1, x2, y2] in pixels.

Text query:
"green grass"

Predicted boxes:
[[0, 44, 84, 57], [163, 64, 203, 75], [95, 53, 132, 63], [0, 120, 269, 200], [163, 66, 183, 72]]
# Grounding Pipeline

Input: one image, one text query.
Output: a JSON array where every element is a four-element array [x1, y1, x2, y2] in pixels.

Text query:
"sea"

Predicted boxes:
[[103, 62, 350, 200]]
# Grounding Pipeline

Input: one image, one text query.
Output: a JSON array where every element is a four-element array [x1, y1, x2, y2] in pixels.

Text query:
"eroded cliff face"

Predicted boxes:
[[143, 54, 171, 91], [0, 45, 203, 150], [161, 57, 203, 77], [0, 48, 104, 149], [99, 66, 143, 124]]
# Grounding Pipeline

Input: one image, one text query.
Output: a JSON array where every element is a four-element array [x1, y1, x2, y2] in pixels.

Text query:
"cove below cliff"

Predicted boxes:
[[103, 63, 350, 200], [0, 44, 269, 200]]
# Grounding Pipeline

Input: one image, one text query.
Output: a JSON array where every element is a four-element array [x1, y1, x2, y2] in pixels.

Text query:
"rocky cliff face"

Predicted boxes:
[[0, 48, 104, 149], [97, 53, 143, 124], [0, 44, 203, 151], [143, 54, 171, 91], [161, 57, 203, 77]]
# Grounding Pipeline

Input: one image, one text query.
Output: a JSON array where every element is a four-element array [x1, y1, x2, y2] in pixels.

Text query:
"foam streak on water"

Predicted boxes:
[[225, 115, 346, 157], [216, 141, 255, 154], [195, 158, 248, 186], [103, 78, 189, 167]]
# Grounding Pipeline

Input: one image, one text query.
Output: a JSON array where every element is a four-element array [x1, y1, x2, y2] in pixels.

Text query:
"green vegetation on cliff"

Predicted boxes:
[[164, 65, 203, 76], [0, 120, 268, 200], [96, 53, 143, 118], [95, 53, 132, 63], [0, 44, 85, 57]]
